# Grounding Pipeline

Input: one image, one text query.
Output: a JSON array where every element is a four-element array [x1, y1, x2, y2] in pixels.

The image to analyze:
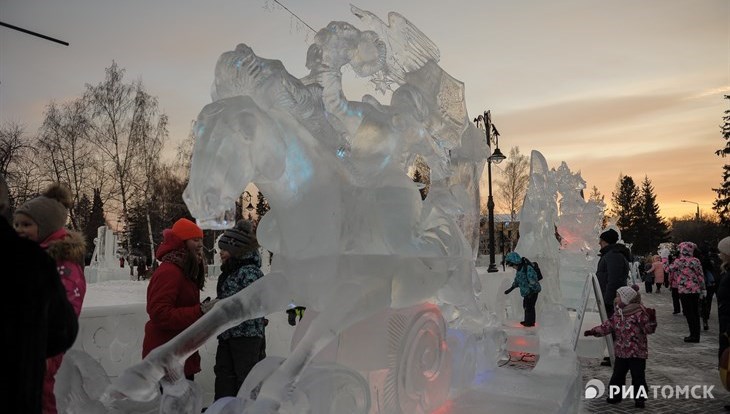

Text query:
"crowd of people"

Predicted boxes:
[[2, 174, 271, 413], [586, 227, 730, 410], [5, 171, 730, 412]]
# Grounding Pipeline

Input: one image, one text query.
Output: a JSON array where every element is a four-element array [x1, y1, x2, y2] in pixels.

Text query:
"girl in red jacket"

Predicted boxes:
[[142, 218, 213, 382], [14, 183, 86, 414]]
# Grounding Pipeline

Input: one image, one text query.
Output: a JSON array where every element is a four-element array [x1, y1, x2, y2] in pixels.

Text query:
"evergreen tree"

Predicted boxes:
[[412, 169, 427, 200], [633, 176, 670, 254], [611, 175, 641, 244], [84, 188, 106, 260], [255, 190, 270, 226], [713, 95, 730, 226], [72, 193, 92, 232]]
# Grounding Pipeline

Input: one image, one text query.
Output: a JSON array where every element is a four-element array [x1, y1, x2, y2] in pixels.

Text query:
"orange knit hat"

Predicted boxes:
[[171, 218, 203, 241]]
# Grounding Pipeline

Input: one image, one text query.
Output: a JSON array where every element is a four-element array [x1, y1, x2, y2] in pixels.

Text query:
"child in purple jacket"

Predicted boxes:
[[585, 285, 656, 409]]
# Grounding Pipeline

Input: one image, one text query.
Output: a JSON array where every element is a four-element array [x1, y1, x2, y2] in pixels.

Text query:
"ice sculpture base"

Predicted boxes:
[[84, 267, 134, 284]]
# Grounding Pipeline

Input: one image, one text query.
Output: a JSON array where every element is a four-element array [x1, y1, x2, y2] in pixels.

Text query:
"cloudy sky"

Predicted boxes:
[[1, 0, 728, 218]]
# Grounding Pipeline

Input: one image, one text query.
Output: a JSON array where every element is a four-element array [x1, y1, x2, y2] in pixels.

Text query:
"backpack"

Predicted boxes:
[[522, 258, 544, 281]]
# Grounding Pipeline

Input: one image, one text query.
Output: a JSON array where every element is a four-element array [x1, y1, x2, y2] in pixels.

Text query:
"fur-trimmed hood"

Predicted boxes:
[[43, 228, 86, 265]]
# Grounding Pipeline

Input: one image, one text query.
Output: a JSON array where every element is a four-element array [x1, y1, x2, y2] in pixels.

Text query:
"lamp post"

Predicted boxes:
[[242, 190, 255, 216], [474, 110, 506, 272], [681, 199, 700, 221]]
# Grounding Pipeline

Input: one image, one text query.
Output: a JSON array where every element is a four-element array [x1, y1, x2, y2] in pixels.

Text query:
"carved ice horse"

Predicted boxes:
[[105, 89, 478, 411]]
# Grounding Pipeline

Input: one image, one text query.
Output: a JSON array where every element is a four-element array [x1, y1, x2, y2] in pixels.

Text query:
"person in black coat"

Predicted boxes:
[[596, 229, 631, 319], [716, 237, 730, 411], [0, 174, 78, 413], [717, 237, 730, 360]]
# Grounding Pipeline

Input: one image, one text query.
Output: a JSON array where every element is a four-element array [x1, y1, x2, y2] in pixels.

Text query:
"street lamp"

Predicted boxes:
[[474, 110, 506, 273], [681, 199, 700, 221], [242, 191, 255, 213]]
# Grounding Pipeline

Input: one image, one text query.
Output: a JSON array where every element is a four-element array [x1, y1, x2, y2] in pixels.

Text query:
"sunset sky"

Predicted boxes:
[[1, 0, 728, 219]]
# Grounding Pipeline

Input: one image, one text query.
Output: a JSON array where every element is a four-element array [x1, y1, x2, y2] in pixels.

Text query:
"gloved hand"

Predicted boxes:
[[584, 329, 595, 337], [201, 298, 219, 314], [287, 306, 306, 326], [504, 286, 516, 295]]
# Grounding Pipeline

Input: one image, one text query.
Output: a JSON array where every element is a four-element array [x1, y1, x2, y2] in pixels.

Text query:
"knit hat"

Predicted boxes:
[[15, 183, 71, 241], [617, 285, 638, 305], [505, 251, 522, 266], [599, 229, 619, 245], [171, 218, 203, 241], [218, 220, 258, 257], [719, 237, 730, 256]]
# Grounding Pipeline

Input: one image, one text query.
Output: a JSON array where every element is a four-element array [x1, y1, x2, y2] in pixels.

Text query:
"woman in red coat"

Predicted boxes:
[[142, 218, 212, 380]]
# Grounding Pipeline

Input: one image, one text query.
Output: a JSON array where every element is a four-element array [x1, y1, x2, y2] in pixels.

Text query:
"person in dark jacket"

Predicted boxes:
[[142, 218, 211, 381], [596, 229, 630, 319], [717, 237, 730, 360], [716, 237, 730, 411], [213, 220, 267, 400], [0, 174, 78, 414], [503, 252, 542, 327]]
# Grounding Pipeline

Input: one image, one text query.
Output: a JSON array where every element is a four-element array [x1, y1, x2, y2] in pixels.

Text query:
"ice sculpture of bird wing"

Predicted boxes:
[[351, 5, 440, 87]]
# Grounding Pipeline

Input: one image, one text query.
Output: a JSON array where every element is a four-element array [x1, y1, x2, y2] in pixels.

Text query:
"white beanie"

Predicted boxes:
[[617, 286, 638, 305], [719, 237, 730, 256]]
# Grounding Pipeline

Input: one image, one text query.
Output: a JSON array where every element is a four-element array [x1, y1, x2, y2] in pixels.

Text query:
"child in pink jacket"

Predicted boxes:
[[585, 285, 655, 408], [14, 184, 86, 414]]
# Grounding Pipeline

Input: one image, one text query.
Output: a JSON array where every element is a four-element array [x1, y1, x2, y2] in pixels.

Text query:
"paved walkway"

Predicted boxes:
[[580, 288, 728, 413]]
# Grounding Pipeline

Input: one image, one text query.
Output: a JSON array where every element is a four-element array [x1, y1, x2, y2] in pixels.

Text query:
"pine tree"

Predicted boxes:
[[633, 176, 670, 254], [255, 190, 270, 226], [84, 188, 106, 257], [611, 175, 641, 244], [713, 95, 730, 226], [72, 193, 92, 232], [412, 169, 427, 200]]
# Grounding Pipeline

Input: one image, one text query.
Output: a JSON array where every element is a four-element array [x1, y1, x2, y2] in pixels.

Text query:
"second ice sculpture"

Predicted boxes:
[[105, 6, 488, 414]]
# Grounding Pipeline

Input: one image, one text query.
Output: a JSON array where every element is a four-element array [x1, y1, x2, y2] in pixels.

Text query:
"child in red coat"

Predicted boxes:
[[585, 285, 656, 409]]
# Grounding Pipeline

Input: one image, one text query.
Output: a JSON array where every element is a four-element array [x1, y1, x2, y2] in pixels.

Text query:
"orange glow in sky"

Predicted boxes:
[[1, 1, 727, 221]]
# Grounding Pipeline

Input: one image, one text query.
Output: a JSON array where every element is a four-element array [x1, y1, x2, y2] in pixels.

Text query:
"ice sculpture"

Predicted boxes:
[[104, 6, 489, 413], [515, 151, 561, 307], [85, 226, 130, 283], [553, 162, 604, 310]]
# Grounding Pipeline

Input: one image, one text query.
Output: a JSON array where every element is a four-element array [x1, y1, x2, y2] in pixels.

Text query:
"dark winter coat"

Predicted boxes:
[[596, 243, 631, 315], [142, 230, 203, 377], [1, 218, 78, 414], [216, 250, 266, 340]]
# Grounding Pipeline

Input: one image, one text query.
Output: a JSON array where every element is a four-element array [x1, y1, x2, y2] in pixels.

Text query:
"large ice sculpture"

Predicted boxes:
[[553, 162, 604, 310], [515, 151, 561, 307], [104, 6, 490, 414]]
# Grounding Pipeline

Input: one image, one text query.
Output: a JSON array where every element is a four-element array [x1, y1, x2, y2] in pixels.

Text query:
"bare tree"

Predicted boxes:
[[0, 122, 41, 207], [84, 62, 166, 252], [496, 146, 529, 221], [36, 99, 98, 229], [130, 89, 168, 261]]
